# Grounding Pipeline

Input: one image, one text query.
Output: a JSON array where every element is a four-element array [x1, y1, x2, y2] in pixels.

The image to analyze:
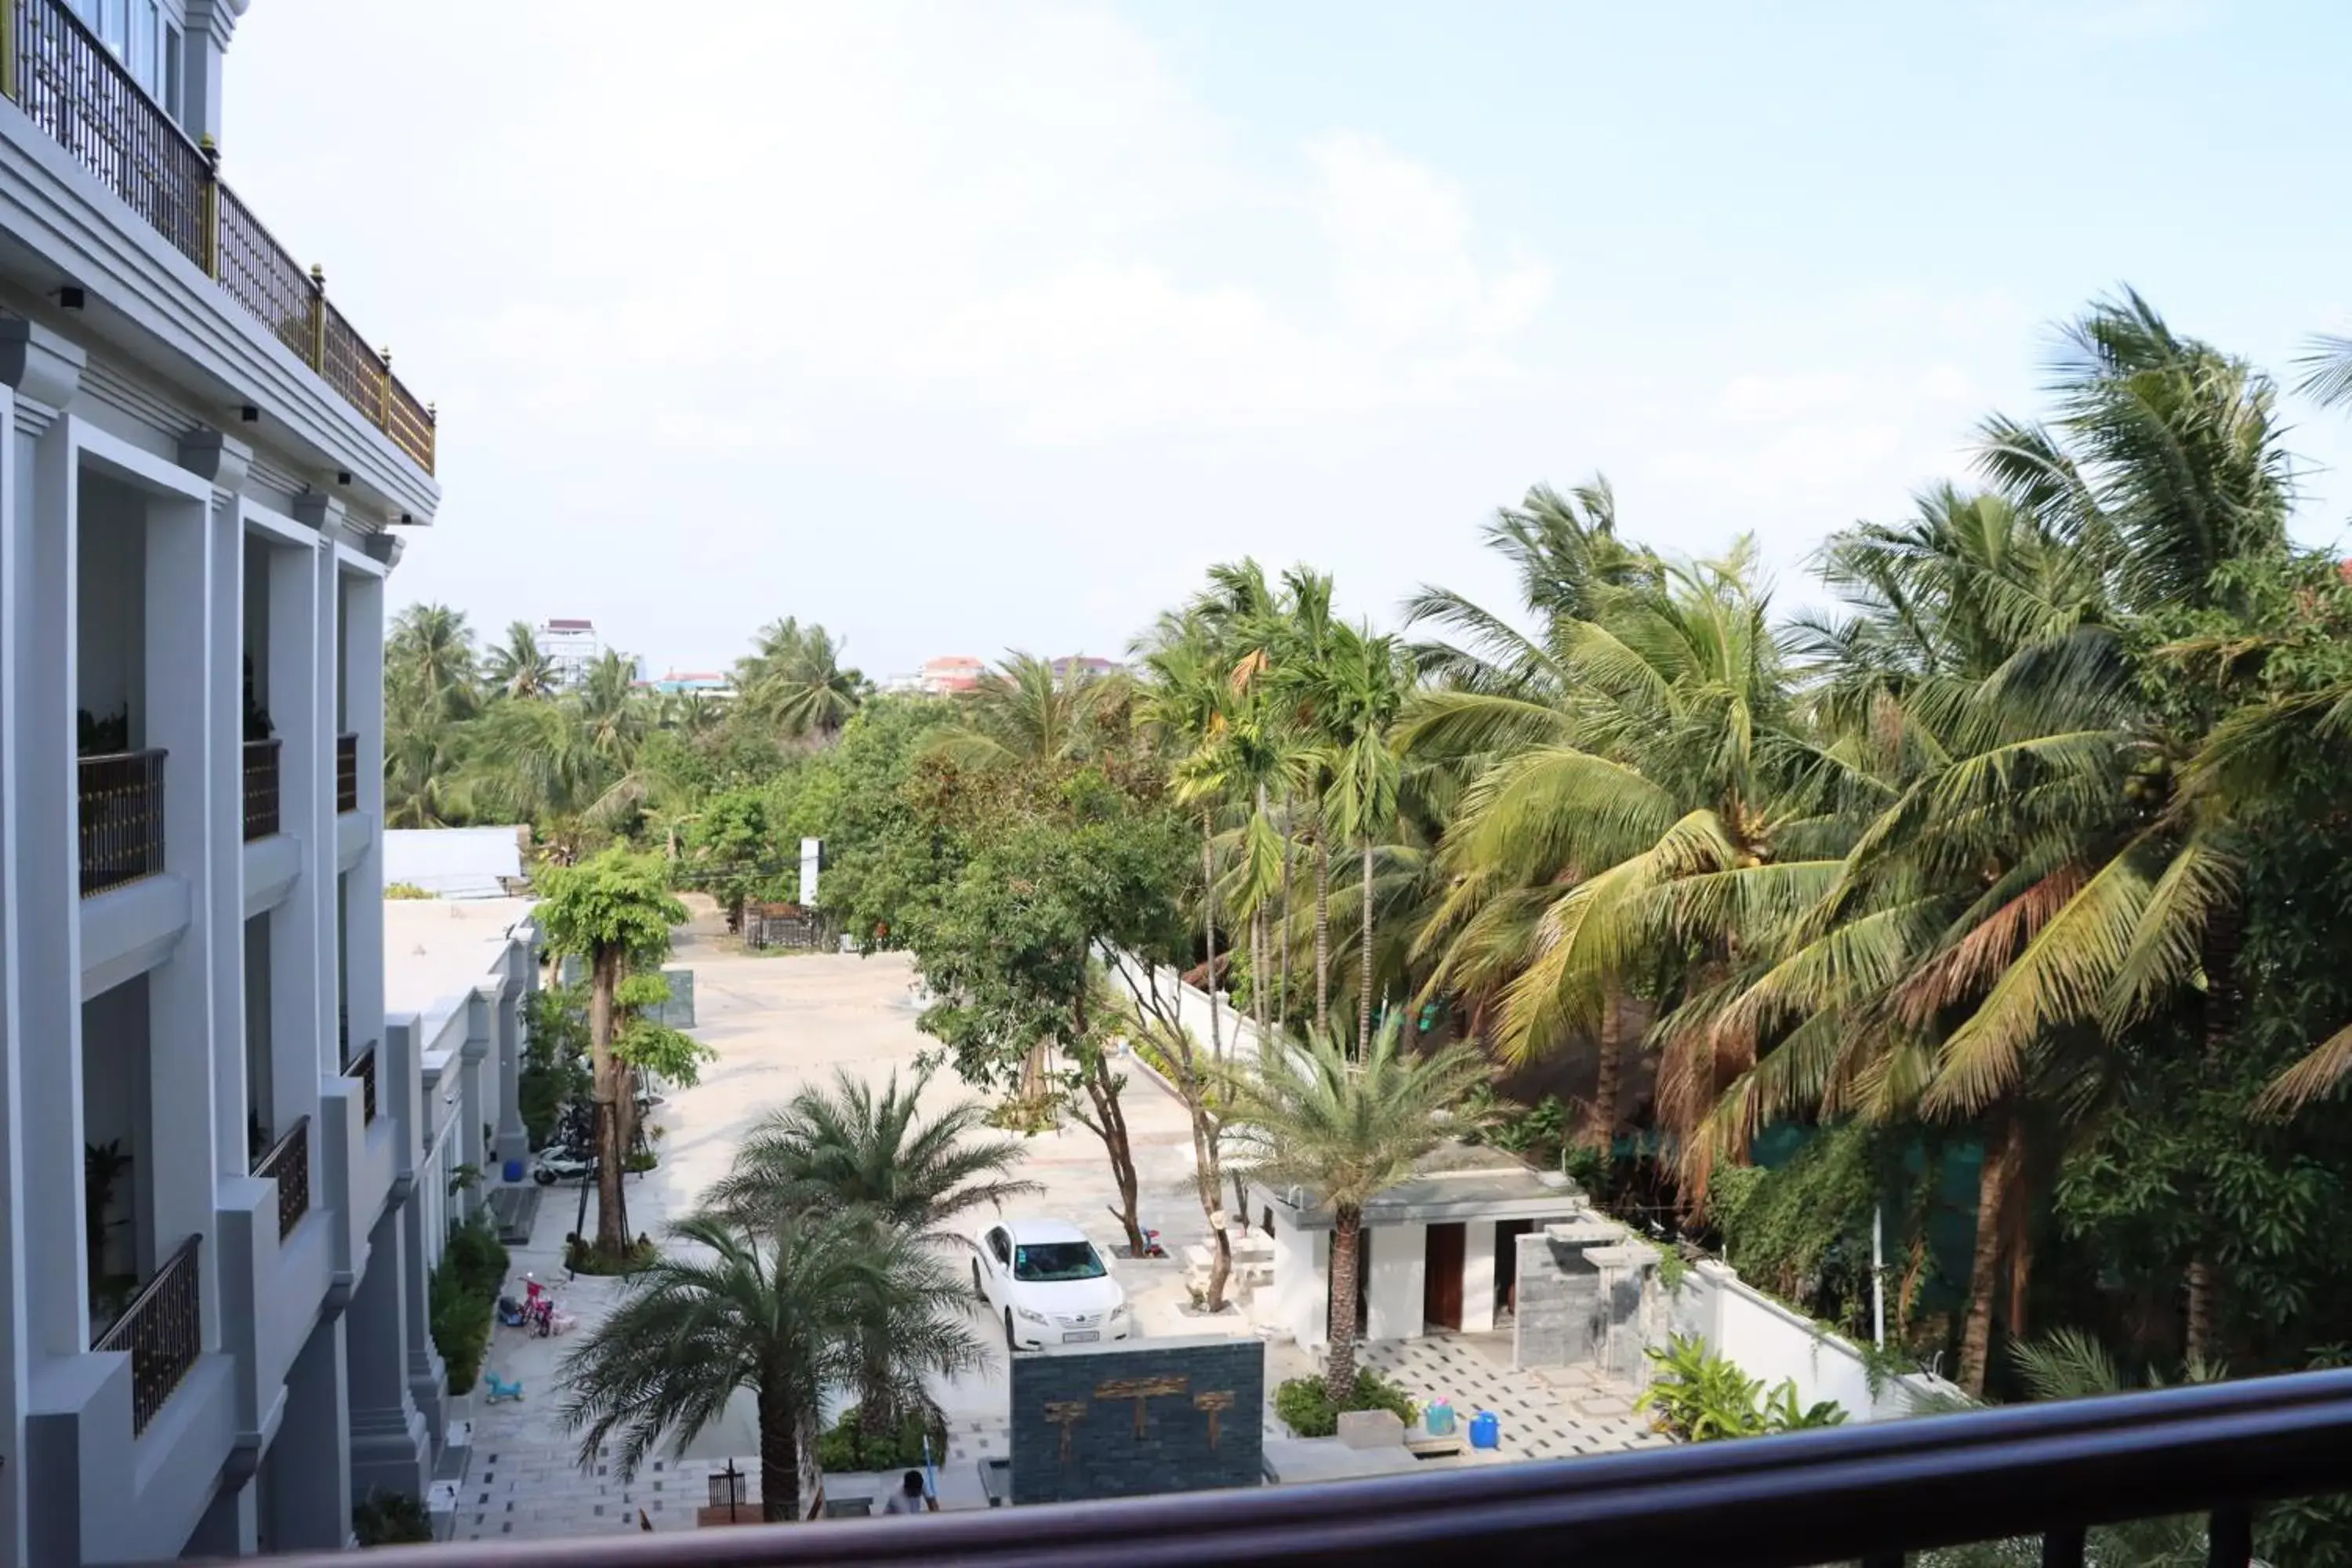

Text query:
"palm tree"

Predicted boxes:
[[484, 620, 560, 701], [387, 602, 478, 724], [1135, 623, 1236, 1060], [561, 1207, 984, 1523], [708, 1065, 1039, 1246], [738, 619, 867, 741], [925, 652, 1122, 772], [1218, 1017, 1494, 1401], [1318, 621, 1411, 1058]]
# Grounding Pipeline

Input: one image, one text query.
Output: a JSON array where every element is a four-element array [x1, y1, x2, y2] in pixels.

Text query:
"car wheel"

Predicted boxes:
[[1004, 1307, 1017, 1349]]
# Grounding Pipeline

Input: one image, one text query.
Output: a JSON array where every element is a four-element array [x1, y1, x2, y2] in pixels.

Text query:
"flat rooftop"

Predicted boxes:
[[385, 896, 536, 1024], [1262, 1142, 1587, 1230]]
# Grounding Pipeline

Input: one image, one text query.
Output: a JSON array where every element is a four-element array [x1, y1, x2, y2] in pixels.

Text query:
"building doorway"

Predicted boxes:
[[1494, 1218, 1536, 1320], [1424, 1222, 1466, 1331]]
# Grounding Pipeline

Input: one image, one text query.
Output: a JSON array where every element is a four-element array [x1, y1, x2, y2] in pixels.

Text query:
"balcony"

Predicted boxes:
[[252, 1115, 308, 1240], [347, 1042, 377, 1125], [1, 0, 437, 474], [336, 731, 358, 814], [258, 1363, 2352, 1566], [241, 737, 279, 840], [78, 747, 165, 896], [91, 1234, 199, 1437]]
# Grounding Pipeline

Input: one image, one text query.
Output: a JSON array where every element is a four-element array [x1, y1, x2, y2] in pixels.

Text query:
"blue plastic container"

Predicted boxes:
[[503, 1158, 526, 1184], [1468, 1410, 1501, 1450], [1425, 1399, 1456, 1436]]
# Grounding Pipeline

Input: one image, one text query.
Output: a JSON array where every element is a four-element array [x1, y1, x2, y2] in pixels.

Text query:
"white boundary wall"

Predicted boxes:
[[1667, 1259, 1963, 1421]]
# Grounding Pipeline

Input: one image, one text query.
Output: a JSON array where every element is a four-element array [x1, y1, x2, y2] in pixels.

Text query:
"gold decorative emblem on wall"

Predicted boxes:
[[1044, 1400, 1088, 1466], [1193, 1390, 1236, 1450], [1094, 1374, 1192, 1436]]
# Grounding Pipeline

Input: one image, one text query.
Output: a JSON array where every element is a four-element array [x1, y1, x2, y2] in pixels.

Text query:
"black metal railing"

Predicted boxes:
[[347, 1043, 377, 1125], [0, 0, 437, 473], [252, 1115, 309, 1240], [241, 737, 281, 840], [78, 747, 165, 895], [253, 1366, 2352, 1566], [335, 731, 358, 814], [91, 1235, 200, 1438]]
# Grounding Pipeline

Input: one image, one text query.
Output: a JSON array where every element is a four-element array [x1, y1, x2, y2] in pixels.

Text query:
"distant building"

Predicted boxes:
[[537, 618, 603, 688], [920, 655, 987, 695], [639, 670, 737, 699], [1052, 655, 1123, 681]]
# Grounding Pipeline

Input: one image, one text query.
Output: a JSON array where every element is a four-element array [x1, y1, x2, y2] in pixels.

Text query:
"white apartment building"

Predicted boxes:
[[0, 2, 463, 1561], [535, 618, 602, 690]]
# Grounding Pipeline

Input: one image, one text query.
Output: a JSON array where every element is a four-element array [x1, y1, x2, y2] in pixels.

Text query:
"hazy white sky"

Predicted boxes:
[[224, 2, 2352, 678]]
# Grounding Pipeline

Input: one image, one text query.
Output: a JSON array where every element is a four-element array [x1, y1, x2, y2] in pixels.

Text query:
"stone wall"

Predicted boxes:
[[1007, 1335, 1265, 1504]]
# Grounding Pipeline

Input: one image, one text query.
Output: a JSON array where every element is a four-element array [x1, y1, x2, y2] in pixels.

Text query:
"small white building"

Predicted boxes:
[[1251, 1145, 1591, 1351], [535, 619, 603, 689]]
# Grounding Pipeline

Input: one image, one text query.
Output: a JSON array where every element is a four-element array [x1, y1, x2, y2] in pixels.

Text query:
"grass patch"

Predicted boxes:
[[1273, 1369, 1417, 1437], [429, 1215, 509, 1396]]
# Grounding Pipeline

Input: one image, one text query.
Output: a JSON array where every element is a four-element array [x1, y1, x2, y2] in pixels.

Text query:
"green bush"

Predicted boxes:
[[429, 1215, 509, 1396], [352, 1488, 434, 1545], [815, 1406, 949, 1472], [1635, 1334, 1846, 1441], [564, 1233, 657, 1276], [1273, 1370, 1417, 1438]]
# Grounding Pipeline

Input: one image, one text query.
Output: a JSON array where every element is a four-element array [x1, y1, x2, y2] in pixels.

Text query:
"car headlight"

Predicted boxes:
[[1109, 1301, 1131, 1319], [1014, 1306, 1050, 1324]]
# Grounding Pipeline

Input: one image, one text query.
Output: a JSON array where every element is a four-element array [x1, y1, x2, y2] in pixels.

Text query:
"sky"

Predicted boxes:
[[223, 1, 2352, 681]]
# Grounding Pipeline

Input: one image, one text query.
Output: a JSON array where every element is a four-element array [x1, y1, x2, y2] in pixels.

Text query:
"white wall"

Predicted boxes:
[[1462, 1223, 1497, 1334], [1666, 1261, 1962, 1422], [1365, 1221, 1425, 1341]]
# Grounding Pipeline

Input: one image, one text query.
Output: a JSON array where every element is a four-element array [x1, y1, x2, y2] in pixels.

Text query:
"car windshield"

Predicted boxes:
[[1012, 1241, 1105, 1283]]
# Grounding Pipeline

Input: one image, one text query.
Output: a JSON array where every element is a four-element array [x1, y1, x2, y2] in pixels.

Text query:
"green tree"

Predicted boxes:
[[1216, 1017, 1494, 1400], [1319, 621, 1412, 1057], [485, 620, 560, 701], [559, 1207, 982, 1523], [535, 850, 687, 1258], [736, 618, 868, 741]]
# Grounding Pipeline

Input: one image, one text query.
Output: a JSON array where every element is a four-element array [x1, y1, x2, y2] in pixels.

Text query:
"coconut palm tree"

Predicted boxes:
[[739, 620, 867, 741], [1217, 1018, 1494, 1401], [387, 602, 478, 726], [484, 620, 561, 701], [925, 652, 1123, 772], [708, 1065, 1038, 1246], [1318, 622, 1412, 1058], [560, 1207, 985, 1523]]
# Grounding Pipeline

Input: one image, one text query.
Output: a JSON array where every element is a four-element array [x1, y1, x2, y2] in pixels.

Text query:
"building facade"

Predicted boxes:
[[0, 2, 451, 1560], [535, 619, 602, 690]]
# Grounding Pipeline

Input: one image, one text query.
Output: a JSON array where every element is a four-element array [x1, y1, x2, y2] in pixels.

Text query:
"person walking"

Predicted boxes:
[[880, 1469, 935, 1515]]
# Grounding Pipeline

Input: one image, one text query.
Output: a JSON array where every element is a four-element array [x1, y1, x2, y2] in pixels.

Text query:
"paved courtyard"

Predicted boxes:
[[448, 913, 1660, 1542]]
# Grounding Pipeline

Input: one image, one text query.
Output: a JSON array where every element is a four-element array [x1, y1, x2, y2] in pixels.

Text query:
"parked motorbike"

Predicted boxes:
[[531, 1146, 595, 1186]]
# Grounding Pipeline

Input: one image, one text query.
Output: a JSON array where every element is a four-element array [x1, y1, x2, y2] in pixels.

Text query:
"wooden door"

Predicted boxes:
[[1424, 1222, 1466, 1330]]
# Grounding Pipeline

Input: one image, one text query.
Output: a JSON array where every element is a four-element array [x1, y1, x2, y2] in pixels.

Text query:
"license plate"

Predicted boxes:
[[1063, 1330, 1099, 1344]]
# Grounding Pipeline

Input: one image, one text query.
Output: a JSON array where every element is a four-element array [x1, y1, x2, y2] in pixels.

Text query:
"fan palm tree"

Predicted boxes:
[[560, 1207, 985, 1523], [484, 620, 561, 701], [1217, 1018, 1495, 1401], [708, 1065, 1039, 1246]]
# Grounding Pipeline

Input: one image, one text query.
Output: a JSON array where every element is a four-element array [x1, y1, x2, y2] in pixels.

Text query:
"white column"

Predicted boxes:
[[339, 566, 385, 1083], [265, 1310, 350, 1552], [184, 445, 248, 1200], [300, 528, 338, 1087], [459, 989, 488, 1219], [494, 978, 525, 1171], [265, 533, 325, 1180], [20, 412, 84, 1359], [142, 478, 224, 1345], [178, 0, 242, 147], [1365, 1221, 1425, 1341]]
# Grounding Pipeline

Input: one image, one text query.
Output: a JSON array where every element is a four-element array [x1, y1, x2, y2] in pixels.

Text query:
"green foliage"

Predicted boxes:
[[429, 1215, 509, 1396], [520, 984, 591, 1149], [564, 1234, 656, 1275], [1461, 1085, 1572, 1167], [613, 972, 717, 1088], [535, 849, 688, 970], [384, 881, 434, 900], [1635, 1335, 1847, 1441], [351, 1489, 434, 1546], [1273, 1370, 1418, 1437], [815, 1406, 949, 1472]]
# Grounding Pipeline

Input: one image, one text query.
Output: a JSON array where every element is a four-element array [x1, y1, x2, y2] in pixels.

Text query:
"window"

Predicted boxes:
[[128, 0, 157, 93], [1011, 1242, 1106, 1283], [987, 1228, 1010, 1267], [163, 24, 183, 122]]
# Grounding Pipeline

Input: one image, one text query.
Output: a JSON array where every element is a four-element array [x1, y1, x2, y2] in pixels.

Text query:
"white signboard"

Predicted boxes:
[[799, 837, 820, 906]]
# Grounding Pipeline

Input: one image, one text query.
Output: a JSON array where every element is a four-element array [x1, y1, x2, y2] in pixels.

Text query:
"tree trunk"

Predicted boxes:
[[756, 1383, 802, 1524], [1585, 992, 1621, 1151], [1254, 783, 1272, 1045], [1183, 1064, 1233, 1312], [1958, 1111, 2017, 1398], [589, 946, 629, 1257], [1279, 808, 1294, 1026], [1357, 836, 1375, 1058], [1315, 831, 1331, 1036], [1079, 1054, 1145, 1254], [1201, 815, 1223, 1063], [1325, 1207, 1363, 1403]]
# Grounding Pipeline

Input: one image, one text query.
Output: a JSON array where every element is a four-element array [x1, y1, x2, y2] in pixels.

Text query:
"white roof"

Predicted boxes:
[[385, 897, 536, 1022], [384, 826, 527, 900], [1000, 1218, 1089, 1245]]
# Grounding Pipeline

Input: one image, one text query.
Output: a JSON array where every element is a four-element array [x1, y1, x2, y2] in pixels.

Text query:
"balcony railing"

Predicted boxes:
[[78, 747, 165, 896], [241, 737, 280, 840], [257, 1365, 2352, 1566], [336, 731, 358, 814], [252, 1115, 309, 1240], [0, 0, 437, 474], [347, 1043, 377, 1125], [91, 1235, 199, 1438]]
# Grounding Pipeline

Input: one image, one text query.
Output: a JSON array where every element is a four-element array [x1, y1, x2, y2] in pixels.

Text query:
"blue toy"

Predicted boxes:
[[484, 1374, 524, 1403], [1469, 1409, 1500, 1450]]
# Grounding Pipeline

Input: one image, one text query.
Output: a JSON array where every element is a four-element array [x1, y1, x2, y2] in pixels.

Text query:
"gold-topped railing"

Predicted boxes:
[[0, 0, 436, 474]]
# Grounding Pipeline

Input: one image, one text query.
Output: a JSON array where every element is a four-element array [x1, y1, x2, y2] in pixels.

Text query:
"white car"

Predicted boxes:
[[971, 1218, 1132, 1350]]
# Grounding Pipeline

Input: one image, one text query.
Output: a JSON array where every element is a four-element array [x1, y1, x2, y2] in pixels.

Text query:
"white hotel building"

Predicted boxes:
[[0, 0, 525, 1560]]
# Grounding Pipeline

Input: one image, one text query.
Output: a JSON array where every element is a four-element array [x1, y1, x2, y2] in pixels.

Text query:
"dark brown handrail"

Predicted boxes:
[[2, 0, 437, 473], [347, 1043, 378, 1125], [252, 1115, 310, 1240], [78, 747, 165, 895], [335, 731, 358, 814], [91, 1234, 200, 1437], [241, 737, 281, 840]]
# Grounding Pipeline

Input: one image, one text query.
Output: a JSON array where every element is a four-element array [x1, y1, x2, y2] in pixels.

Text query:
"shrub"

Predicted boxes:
[[352, 1489, 434, 1545], [564, 1233, 657, 1276], [429, 1215, 509, 1396], [384, 882, 435, 900], [815, 1406, 948, 1472], [624, 1149, 659, 1174], [1635, 1334, 1846, 1441], [1273, 1370, 1417, 1438]]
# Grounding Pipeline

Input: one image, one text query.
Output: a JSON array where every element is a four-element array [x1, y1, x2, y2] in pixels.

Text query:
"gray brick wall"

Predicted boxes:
[[1007, 1335, 1265, 1504]]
